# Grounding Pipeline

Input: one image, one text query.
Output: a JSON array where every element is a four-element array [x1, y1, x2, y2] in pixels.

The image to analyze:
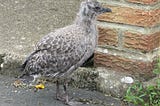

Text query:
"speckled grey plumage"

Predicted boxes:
[[20, 0, 111, 104], [21, 0, 111, 79]]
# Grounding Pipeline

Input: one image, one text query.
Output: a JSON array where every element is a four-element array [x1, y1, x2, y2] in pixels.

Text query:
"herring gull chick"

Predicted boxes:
[[20, 0, 111, 105]]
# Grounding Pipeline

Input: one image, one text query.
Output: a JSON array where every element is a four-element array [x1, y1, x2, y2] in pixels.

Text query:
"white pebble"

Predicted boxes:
[[21, 37, 26, 40], [0, 63, 3, 68], [121, 76, 134, 84], [103, 49, 108, 53]]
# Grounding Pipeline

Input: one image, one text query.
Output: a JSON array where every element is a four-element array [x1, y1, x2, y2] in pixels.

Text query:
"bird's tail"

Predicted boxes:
[[18, 49, 48, 79], [18, 50, 40, 78], [20, 58, 28, 72], [18, 54, 33, 78], [20, 54, 32, 72], [18, 61, 28, 78], [20, 49, 42, 71]]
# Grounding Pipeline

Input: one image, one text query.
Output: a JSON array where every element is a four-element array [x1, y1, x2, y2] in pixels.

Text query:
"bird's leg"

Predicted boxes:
[[63, 80, 69, 104], [56, 79, 66, 102], [56, 79, 81, 106], [56, 80, 61, 100], [63, 80, 83, 106]]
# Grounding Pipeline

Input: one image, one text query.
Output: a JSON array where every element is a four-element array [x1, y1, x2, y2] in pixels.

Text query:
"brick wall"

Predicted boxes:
[[95, 0, 160, 76]]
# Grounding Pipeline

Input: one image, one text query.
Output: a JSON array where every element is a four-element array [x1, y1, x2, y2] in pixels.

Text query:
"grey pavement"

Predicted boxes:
[[0, 75, 125, 106], [0, 0, 83, 56]]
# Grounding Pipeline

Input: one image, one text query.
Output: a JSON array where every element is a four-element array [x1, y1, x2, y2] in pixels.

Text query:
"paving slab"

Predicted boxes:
[[0, 0, 83, 56]]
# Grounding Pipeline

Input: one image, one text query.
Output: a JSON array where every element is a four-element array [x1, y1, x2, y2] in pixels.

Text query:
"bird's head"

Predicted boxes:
[[80, 0, 111, 18]]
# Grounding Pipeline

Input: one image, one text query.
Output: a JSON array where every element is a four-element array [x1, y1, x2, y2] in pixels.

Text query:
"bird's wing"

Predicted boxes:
[[27, 26, 87, 76], [36, 26, 86, 55]]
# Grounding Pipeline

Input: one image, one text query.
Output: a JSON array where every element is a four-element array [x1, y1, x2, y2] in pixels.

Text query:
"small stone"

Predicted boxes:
[[103, 49, 108, 53], [15, 1, 19, 4], [21, 37, 26, 40], [110, 86, 113, 89], [121, 76, 134, 84], [1, 63, 4, 68], [14, 90, 18, 93], [11, 37, 16, 40], [15, 45, 23, 50]]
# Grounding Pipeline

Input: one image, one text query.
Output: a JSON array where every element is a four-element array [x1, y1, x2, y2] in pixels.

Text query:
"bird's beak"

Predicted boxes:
[[99, 7, 112, 14]]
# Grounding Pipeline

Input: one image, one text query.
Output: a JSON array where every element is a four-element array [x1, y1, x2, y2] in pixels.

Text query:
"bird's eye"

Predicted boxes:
[[95, 6, 100, 10]]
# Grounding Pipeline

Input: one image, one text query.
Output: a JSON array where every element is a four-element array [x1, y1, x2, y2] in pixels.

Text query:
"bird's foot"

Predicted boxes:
[[56, 95, 82, 106], [56, 95, 66, 102]]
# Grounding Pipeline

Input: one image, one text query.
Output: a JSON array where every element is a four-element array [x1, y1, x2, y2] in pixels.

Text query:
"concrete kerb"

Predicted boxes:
[[0, 52, 24, 77], [0, 51, 136, 98]]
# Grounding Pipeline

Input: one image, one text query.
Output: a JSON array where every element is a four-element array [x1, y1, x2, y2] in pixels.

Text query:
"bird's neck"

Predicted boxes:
[[74, 14, 97, 33]]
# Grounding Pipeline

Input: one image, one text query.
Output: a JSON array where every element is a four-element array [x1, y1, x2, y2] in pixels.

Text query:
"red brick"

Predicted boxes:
[[123, 31, 160, 52], [98, 5, 160, 27], [98, 27, 118, 47], [126, 0, 158, 5], [94, 52, 155, 75]]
